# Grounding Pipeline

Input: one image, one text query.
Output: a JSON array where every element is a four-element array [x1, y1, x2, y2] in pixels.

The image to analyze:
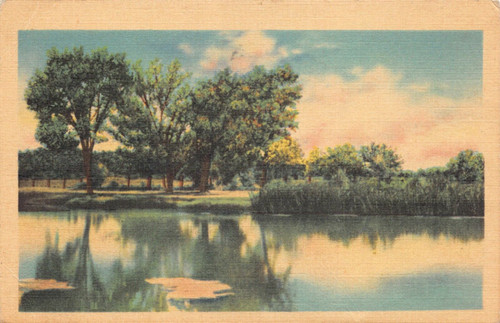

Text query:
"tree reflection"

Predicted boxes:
[[258, 222, 293, 311], [21, 214, 108, 311], [22, 212, 479, 312], [255, 215, 484, 250]]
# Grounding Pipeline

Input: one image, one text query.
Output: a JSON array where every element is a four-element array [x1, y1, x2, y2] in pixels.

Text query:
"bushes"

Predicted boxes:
[[251, 178, 484, 217]]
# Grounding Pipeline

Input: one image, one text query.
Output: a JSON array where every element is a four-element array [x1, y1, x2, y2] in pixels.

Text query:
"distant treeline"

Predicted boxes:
[[19, 144, 483, 190], [250, 147, 484, 217]]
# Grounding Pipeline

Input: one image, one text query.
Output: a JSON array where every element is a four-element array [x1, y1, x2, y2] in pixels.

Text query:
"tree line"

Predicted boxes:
[[19, 139, 483, 191], [24, 47, 301, 194]]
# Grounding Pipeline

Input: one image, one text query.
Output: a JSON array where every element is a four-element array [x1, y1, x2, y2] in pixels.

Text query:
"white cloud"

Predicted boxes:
[[200, 31, 289, 73], [178, 43, 194, 55], [294, 66, 485, 169]]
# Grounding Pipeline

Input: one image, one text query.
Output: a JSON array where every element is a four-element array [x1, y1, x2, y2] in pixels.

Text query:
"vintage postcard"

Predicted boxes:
[[1, 1, 499, 322]]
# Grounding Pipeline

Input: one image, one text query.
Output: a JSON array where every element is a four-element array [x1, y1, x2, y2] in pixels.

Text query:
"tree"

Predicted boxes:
[[320, 143, 364, 180], [446, 149, 484, 183], [111, 59, 190, 193], [305, 147, 324, 182], [359, 143, 402, 182], [25, 47, 132, 194], [189, 65, 302, 191], [265, 137, 303, 182], [236, 65, 302, 187], [189, 69, 240, 192]]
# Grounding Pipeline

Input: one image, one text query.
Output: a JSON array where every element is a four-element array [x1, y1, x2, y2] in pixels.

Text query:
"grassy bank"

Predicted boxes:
[[250, 179, 484, 217], [19, 188, 251, 214]]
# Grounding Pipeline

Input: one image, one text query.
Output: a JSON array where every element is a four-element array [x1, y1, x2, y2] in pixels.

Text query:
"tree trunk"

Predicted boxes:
[[260, 165, 268, 188], [127, 175, 131, 188], [198, 154, 212, 193], [146, 175, 152, 190], [82, 148, 93, 194], [62, 178, 66, 189], [283, 174, 288, 182], [308, 175, 312, 183], [47, 178, 51, 188], [80, 178, 83, 183], [166, 169, 175, 194], [32, 179, 35, 187], [179, 175, 184, 188]]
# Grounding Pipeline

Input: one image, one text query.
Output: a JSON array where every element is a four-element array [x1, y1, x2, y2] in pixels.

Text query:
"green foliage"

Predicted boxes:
[[35, 116, 79, 151], [251, 177, 484, 217], [25, 47, 132, 145], [188, 65, 302, 190], [305, 147, 324, 177], [446, 149, 484, 183], [359, 143, 402, 181], [25, 46, 133, 193], [321, 143, 364, 180], [265, 137, 303, 166], [223, 169, 258, 191], [18, 148, 83, 180], [111, 59, 191, 178]]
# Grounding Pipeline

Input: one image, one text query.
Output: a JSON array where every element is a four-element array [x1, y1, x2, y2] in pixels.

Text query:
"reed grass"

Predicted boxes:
[[250, 178, 484, 217]]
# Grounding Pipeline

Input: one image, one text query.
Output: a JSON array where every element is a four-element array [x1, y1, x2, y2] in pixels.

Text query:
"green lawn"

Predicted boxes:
[[19, 187, 252, 214]]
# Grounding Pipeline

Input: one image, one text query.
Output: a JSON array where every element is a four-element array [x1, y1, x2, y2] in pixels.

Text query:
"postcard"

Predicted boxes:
[[1, 1, 499, 322]]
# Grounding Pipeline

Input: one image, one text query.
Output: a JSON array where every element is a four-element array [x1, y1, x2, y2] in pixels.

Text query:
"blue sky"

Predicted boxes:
[[19, 30, 482, 99], [18, 30, 484, 169]]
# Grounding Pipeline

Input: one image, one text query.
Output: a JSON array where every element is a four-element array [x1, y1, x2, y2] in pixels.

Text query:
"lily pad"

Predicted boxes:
[[146, 277, 234, 301], [19, 278, 75, 302]]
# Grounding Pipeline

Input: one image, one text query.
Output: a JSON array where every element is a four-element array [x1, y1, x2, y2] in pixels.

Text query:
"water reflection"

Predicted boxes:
[[19, 211, 483, 311]]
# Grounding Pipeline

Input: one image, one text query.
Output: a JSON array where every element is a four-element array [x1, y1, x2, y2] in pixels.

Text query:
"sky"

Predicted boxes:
[[18, 30, 483, 170]]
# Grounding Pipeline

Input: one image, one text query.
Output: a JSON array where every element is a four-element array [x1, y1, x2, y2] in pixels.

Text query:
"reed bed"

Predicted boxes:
[[250, 178, 484, 217]]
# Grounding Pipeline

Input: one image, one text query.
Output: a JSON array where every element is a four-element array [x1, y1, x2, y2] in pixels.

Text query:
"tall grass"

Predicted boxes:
[[251, 178, 484, 217]]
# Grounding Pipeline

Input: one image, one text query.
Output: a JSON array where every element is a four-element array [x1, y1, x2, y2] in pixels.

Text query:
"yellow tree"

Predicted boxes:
[[304, 146, 324, 182], [265, 137, 304, 182]]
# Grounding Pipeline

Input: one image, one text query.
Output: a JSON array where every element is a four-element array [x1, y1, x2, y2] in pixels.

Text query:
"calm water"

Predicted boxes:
[[19, 211, 483, 312]]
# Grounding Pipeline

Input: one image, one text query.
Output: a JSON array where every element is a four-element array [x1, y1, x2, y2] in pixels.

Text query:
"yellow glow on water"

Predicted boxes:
[[238, 216, 261, 247], [268, 233, 482, 290], [179, 219, 199, 238], [19, 215, 136, 266]]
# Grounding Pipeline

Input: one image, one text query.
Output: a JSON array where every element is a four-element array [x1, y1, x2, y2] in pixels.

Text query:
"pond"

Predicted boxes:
[[19, 210, 483, 312]]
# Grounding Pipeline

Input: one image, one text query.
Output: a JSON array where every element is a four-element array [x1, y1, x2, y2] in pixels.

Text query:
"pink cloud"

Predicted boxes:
[[293, 67, 483, 169]]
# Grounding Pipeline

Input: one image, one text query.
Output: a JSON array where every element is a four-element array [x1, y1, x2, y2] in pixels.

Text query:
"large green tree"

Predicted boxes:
[[236, 65, 302, 187], [111, 59, 191, 193], [189, 65, 302, 191], [188, 69, 241, 192], [25, 47, 132, 194]]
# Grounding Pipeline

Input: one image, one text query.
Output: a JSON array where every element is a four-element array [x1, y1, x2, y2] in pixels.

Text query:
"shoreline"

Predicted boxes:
[[18, 188, 253, 214], [18, 188, 484, 217]]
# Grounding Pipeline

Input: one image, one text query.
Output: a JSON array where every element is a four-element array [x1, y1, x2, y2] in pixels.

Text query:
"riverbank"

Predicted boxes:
[[19, 188, 252, 214]]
